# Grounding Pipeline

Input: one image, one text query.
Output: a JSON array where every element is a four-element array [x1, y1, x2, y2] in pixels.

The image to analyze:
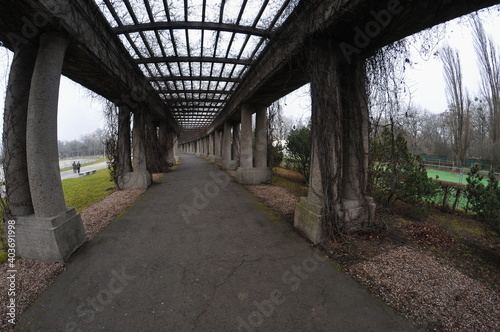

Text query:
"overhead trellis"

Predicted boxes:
[[94, 0, 299, 131]]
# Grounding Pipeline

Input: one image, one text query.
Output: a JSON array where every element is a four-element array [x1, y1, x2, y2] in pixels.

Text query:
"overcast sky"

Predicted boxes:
[[0, 7, 498, 142]]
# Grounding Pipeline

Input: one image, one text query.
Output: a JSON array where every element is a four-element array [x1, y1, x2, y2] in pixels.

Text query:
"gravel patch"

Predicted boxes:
[[246, 184, 299, 222], [1, 259, 64, 331], [0, 188, 145, 331], [81, 188, 145, 240], [350, 245, 500, 331], [241, 183, 500, 331]]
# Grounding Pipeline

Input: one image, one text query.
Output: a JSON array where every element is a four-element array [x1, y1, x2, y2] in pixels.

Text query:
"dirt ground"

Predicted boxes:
[[246, 180, 500, 332]]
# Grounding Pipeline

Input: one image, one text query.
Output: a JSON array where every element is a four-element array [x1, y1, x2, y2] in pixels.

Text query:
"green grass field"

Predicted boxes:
[[1, 168, 115, 263], [427, 168, 490, 186], [62, 168, 115, 212]]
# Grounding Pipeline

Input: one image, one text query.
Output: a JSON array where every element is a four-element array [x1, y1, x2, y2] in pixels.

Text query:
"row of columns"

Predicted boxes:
[[2, 32, 179, 262], [180, 104, 270, 185], [181, 40, 375, 244], [115, 105, 179, 190]]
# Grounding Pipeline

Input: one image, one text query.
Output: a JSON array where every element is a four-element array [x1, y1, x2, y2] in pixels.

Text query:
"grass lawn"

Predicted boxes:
[[0, 168, 115, 263], [271, 167, 308, 197], [62, 168, 115, 212], [427, 168, 490, 186]]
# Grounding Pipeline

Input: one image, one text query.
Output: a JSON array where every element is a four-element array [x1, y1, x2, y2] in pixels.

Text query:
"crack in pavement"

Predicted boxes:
[[191, 256, 263, 330]]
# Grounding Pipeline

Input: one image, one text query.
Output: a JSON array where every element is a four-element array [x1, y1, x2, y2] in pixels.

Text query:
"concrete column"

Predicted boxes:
[[236, 104, 271, 184], [205, 136, 210, 157], [214, 129, 222, 165], [117, 105, 132, 175], [132, 111, 147, 171], [239, 104, 253, 169], [165, 130, 178, 165], [294, 141, 324, 244], [293, 40, 375, 243], [120, 110, 151, 189], [26, 34, 68, 217], [18, 32, 85, 261], [158, 121, 171, 164], [162, 124, 173, 165], [232, 122, 240, 164], [208, 132, 215, 161], [255, 106, 268, 168], [2, 42, 37, 216], [222, 121, 237, 170], [173, 134, 179, 162]]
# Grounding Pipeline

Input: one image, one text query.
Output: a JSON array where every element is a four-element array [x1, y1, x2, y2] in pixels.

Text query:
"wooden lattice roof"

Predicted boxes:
[[95, 0, 300, 131]]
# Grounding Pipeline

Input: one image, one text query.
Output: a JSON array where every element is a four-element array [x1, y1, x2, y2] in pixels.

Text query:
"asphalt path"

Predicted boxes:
[[60, 161, 108, 180], [17, 154, 419, 331]]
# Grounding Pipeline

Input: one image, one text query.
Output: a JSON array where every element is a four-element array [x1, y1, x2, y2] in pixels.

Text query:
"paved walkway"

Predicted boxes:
[[60, 161, 108, 180], [17, 154, 419, 331]]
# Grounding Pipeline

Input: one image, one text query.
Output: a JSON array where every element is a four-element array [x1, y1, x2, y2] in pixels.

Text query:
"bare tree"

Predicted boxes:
[[440, 45, 472, 167], [472, 16, 500, 166]]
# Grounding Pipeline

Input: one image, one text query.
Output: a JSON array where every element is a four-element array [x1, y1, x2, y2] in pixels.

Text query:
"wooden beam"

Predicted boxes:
[[135, 56, 252, 66], [113, 21, 271, 37]]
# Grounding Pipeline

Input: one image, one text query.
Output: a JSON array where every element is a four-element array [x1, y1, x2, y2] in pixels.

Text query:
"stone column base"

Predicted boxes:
[[208, 155, 215, 162], [236, 167, 271, 184], [214, 156, 223, 165], [294, 197, 324, 244], [340, 198, 376, 233], [14, 208, 86, 262], [294, 197, 376, 243], [119, 171, 151, 189], [222, 160, 239, 171]]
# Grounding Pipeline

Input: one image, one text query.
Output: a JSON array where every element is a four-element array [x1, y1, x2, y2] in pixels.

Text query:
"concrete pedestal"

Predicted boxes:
[[236, 167, 271, 184], [214, 156, 223, 165], [119, 171, 151, 189], [15, 208, 86, 262], [208, 155, 216, 162], [222, 160, 239, 171], [341, 198, 376, 233], [294, 197, 324, 244]]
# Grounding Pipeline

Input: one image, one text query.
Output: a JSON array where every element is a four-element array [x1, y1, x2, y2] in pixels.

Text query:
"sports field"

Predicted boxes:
[[427, 168, 491, 186]]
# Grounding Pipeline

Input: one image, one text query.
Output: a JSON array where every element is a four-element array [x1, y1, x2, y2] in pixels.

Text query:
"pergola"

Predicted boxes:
[[94, 0, 299, 132], [1, 0, 499, 262]]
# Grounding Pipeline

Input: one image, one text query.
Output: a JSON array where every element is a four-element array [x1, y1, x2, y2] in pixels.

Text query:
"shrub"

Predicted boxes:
[[371, 127, 438, 207], [268, 141, 284, 169], [286, 126, 311, 182], [466, 165, 500, 233]]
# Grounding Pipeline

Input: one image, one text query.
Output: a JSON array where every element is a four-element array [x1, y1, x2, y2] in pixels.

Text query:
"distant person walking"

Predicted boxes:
[[72, 161, 77, 173], [76, 161, 81, 173]]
